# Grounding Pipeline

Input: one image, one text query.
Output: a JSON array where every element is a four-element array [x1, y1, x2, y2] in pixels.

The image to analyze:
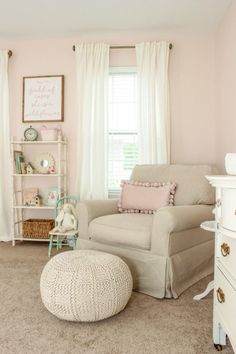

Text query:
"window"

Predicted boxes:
[[108, 68, 138, 196]]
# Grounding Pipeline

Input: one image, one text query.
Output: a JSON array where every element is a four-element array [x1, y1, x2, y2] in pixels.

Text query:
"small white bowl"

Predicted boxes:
[[225, 153, 236, 175]]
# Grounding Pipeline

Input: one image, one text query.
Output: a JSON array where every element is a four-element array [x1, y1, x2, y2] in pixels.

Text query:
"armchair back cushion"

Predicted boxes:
[[131, 164, 216, 206]]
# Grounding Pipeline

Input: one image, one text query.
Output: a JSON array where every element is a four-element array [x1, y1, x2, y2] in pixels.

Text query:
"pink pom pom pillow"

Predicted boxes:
[[118, 180, 177, 214]]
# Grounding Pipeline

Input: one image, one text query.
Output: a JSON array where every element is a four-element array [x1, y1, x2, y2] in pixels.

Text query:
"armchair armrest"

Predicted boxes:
[[151, 205, 214, 255], [78, 199, 119, 238]]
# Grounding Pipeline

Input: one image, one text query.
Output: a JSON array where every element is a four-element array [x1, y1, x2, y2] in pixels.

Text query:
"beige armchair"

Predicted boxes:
[[77, 164, 216, 299]]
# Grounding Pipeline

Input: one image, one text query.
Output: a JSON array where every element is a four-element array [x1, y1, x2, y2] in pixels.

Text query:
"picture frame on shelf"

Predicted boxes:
[[35, 153, 55, 174], [22, 75, 64, 123], [45, 187, 59, 207]]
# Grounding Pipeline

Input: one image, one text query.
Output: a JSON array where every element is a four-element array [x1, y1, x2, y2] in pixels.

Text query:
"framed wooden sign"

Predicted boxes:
[[22, 75, 64, 122]]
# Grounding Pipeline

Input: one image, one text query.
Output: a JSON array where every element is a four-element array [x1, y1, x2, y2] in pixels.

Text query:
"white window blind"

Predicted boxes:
[[108, 68, 138, 196]]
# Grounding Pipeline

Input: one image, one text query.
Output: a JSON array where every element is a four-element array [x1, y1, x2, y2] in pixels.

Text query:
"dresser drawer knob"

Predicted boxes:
[[216, 288, 225, 303], [220, 243, 230, 257], [216, 199, 221, 207]]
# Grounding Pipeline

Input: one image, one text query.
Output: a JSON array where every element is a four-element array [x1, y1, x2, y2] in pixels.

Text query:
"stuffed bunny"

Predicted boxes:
[[52, 203, 78, 233]]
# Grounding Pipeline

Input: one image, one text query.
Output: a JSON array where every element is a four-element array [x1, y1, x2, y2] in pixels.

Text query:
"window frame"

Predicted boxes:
[[108, 66, 138, 198]]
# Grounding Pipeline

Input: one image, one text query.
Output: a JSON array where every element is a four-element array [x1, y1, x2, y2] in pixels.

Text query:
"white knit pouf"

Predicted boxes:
[[40, 250, 133, 322]]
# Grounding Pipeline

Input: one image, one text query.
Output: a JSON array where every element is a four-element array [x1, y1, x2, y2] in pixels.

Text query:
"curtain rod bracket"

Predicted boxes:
[[8, 50, 13, 58]]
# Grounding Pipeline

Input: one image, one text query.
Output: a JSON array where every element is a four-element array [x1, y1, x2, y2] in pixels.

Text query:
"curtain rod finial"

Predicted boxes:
[[72, 45, 75, 51], [8, 50, 13, 58]]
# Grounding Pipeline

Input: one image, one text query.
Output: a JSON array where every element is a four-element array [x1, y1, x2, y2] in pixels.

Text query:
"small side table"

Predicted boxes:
[[193, 221, 217, 301]]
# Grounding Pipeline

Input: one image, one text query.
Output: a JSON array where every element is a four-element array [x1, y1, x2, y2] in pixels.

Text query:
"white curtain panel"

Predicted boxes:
[[0, 50, 11, 241], [75, 43, 109, 200], [136, 41, 170, 164]]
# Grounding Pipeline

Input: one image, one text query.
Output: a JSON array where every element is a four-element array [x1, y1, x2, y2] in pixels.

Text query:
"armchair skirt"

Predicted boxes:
[[77, 236, 213, 298]]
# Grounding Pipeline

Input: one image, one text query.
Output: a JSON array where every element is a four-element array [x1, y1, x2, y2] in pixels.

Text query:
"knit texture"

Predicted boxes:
[[40, 250, 133, 322]]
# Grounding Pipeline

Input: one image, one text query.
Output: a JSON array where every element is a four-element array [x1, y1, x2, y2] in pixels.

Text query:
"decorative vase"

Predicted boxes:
[[225, 153, 236, 175]]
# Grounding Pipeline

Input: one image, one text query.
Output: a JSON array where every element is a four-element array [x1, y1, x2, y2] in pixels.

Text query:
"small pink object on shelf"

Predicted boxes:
[[41, 125, 58, 141], [48, 166, 55, 174]]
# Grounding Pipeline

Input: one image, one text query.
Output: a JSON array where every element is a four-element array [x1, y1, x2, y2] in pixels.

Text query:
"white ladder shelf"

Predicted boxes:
[[11, 139, 67, 246]]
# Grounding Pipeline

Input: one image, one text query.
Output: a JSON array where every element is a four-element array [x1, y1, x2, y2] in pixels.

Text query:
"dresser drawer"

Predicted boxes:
[[221, 188, 236, 231], [218, 231, 236, 280], [215, 267, 236, 348]]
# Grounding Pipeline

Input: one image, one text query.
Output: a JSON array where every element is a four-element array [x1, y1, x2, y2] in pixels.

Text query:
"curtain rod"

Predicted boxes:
[[72, 43, 173, 51], [8, 50, 13, 58]]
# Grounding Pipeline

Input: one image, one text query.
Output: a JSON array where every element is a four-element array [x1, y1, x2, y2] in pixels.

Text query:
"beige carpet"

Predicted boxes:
[[0, 242, 233, 354]]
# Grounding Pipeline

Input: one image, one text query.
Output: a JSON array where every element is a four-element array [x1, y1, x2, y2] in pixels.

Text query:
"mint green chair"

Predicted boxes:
[[48, 196, 79, 257]]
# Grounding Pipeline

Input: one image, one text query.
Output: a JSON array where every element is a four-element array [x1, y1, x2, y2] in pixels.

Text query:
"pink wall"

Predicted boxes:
[[0, 30, 216, 194], [215, 1, 236, 172]]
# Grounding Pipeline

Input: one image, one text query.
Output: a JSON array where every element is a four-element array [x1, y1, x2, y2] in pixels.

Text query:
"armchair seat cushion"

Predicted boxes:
[[89, 214, 153, 250]]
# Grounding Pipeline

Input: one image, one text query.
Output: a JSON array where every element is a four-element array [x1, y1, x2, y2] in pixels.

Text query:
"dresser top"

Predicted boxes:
[[206, 175, 236, 188]]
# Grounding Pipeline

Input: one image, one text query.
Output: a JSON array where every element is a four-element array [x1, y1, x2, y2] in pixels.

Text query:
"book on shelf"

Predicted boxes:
[[13, 150, 25, 174]]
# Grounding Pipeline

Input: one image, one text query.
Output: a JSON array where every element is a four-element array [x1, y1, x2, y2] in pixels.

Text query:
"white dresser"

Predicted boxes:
[[206, 176, 236, 352]]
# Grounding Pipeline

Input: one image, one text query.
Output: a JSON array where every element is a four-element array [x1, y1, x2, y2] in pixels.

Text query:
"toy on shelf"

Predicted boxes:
[[23, 188, 42, 206], [34, 194, 42, 206], [26, 162, 34, 174]]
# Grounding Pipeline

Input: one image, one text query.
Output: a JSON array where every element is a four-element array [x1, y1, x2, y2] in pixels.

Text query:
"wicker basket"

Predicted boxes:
[[23, 219, 55, 239]]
